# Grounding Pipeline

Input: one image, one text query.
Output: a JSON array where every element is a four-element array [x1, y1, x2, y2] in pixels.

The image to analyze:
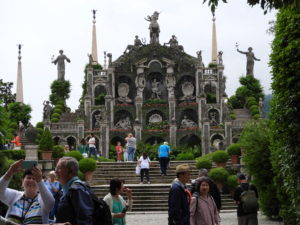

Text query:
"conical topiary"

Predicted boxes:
[[38, 127, 53, 151]]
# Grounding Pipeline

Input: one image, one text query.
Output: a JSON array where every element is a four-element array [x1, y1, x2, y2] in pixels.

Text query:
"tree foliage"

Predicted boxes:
[[49, 80, 71, 106], [8, 102, 32, 126], [239, 120, 280, 218], [269, 7, 300, 224], [0, 79, 16, 110]]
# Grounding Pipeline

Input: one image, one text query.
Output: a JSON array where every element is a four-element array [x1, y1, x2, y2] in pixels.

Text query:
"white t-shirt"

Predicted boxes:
[[139, 156, 150, 169], [88, 137, 96, 148]]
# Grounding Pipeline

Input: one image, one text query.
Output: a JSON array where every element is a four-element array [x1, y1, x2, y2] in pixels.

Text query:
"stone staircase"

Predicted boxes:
[[233, 108, 252, 121], [90, 161, 237, 212]]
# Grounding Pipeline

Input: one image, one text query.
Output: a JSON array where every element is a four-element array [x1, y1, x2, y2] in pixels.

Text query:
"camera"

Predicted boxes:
[[122, 205, 128, 214]]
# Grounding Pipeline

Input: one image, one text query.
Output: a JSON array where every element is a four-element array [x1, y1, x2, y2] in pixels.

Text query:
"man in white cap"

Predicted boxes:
[[158, 141, 170, 176], [168, 164, 191, 225]]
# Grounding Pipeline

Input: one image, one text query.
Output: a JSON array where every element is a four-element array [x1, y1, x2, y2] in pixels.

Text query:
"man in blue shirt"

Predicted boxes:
[[158, 141, 170, 176]]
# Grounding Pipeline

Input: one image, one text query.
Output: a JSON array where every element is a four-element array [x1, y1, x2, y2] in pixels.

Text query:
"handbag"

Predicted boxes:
[[135, 165, 141, 175]]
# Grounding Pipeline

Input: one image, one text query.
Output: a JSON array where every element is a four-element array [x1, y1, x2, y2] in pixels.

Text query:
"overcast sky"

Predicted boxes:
[[0, 0, 276, 125]]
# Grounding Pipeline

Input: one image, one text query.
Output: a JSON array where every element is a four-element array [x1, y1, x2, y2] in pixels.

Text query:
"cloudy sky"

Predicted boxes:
[[0, 0, 276, 124]]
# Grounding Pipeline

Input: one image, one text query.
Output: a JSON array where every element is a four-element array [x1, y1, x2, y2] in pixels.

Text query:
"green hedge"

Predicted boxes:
[[52, 145, 65, 159], [196, 157, 212, 169], [227, 175, 238, 190], [226, 144, 241, 156], [175, 152, 194, 160], [1, 150, 25, 160], [212, 150, 229, 163], [65, 151, 83, 162], [208, 167, 229, 183]]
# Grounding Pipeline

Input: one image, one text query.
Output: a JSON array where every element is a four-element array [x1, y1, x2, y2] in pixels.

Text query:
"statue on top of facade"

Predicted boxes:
[[236, 45, 260, 76], [145, 11, 160, 44], [218, 51, 223, 65], [43, 101, 53, 120], [124, 35, 144, 54], [180, 116, 197, 129], [151, 78, 161, 99], [164, 35, 184, 52], [52, 50, 71, 81], [196, 50, 203, 66]]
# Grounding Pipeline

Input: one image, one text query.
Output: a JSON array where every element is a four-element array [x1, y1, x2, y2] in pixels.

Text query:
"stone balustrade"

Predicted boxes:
[[50, 122, 78, 132]]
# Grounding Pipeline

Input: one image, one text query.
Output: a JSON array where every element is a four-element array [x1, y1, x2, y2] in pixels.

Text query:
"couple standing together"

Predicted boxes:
[[124, 133, 136, 162]]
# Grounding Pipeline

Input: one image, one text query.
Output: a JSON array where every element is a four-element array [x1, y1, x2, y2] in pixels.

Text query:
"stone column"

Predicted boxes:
[[44, 120, 51, 130], [134, 122, 142, 144], [196, 65, 204, 97], [25, 144, 38, 160], [100, 121, 109, 158], [217, 65, 224, 103], [105, 95, 113, 128], [135, 97, 143, 125], [198, 97, 206, 128], [84, 96, 92, 129], [77, 120, 85, 141], [170, 118, 177, 147], [224, 121, 232, 147], [201, 121, 210, 155]]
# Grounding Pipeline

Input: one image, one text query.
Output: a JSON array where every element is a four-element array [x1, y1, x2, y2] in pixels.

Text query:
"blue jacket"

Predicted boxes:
[[158, 144, 170, 158], [168, 182, 190, 225], [56, 181, 94, 225]]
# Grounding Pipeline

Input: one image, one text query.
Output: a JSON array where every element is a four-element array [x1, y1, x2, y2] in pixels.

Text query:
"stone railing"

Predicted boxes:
[[50, 122, 78, 132], [231, 120, 247, 128], [203, 68, 218, 75]]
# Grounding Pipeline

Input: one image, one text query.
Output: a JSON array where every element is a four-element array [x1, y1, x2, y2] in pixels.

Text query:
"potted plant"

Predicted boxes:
[[38, 127, 54, 160], [79, 158, 97, 182], [212, 150, 229, 167], [196, 157, 212, 170], [227, 143, 242, 164], [52, 145, 65, 164], [209, 167, 229, 192]]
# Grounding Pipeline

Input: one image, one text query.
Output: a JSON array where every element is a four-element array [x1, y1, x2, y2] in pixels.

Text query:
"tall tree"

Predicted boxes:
[[269, 6, 300, 224], [8, 102, 32, 126], [0, 79, 16, 110]]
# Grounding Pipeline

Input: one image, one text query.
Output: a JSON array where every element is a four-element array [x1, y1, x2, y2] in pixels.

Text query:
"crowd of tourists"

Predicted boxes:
[[0, 133, 259, 225]]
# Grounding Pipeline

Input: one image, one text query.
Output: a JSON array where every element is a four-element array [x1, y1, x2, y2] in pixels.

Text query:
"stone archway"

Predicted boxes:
[[179, 134, 201, 148], [94, 85, 106, 105], [53, 136, 60, 145], [114, 110, 133, 129], [207, 108, 220, 126], [178, 109, 198, 128], [210, 133, 224, 150], [145, 136, 165, 145], [204, 82, 217, 103], [66, 136, 77, 150]]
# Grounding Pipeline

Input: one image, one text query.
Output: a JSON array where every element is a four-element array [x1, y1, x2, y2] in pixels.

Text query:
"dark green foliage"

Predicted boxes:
[[212, 150, 229, 163], [175, 152, 194, 160], [227, 175, 238, 190], [0, 157, 22, 190], [240, 120, 280, 218], [35, 122, 44, 145], [8, 102, 32, 126], [196, 157, 212, 169], [145, 121, 169, 130], [269, 7, 300, 224], [226, 143, 241, 156], [49, 80, 71, 105], [208, 167, 229, 183], [144, 99, 167, 104], [51, 118, 59, 123], [79, 158, 97, 173], [0, 106, 13, 145], [36, 122, 44, 129], [38, 128, 53, 151], [65, 151, 83, 162], [51, 113, 60, 119], [206, 93, 217, 104], [98, 156, 114, 162], [52, 145, 65, 159], [95, 93, 106, 105], [1, 150, 25, 160], [0, 79, 16, 110]]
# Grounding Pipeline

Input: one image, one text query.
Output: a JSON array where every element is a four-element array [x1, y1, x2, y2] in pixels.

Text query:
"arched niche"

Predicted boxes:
[[53, 136, 60, 145], [115, 76, 134, 104], [92, 110, 105, 129], [178, 109, 198, 128], [207, 108, 220, 126], [210, 133, 224, 150], [146, 110, 166, 125], [144, 72, 167, 100], [148, 60, 163, 72], [114, 110, 133, 129], [66, 136, 77, 150], [179, 134, 201, 148], [110, 136, 126, 147], [204, 82, 217, 103], [94, 85, 106, 105], [175, 75, 196, 103], [145, 136, 165, 145]]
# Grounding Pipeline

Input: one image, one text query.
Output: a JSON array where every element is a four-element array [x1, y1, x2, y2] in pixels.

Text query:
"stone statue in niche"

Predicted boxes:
[[180, 115, 197, 128], [117, 83, 132, 103], [149, 114, 162, 123], [180, 81, 195, 101], [94, 111, 105, 128], [166, 73, 176, 98], [135, 73, 145, 97], [115, 117, 132, 129], [151, 78, 161, 99], [209, 111, 219, 126]]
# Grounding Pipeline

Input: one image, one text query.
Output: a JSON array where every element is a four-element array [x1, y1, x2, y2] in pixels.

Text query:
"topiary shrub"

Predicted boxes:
[[227, 143, 242, 156], [175, 152, 194, 160], [212, 150, 229, 163], [65, 151, 83, 162], [249, 105, 259, 112], [51, 113, 60, 119], [252, 114, 260, 120], [196, 157, 212, 169], [251, 108, 260, 116], [2, 150, 25, 160], [79, 158, 97, 173], [51, 118, 59, 123], [53, 108, 62, 115], [209, 167, 229, 183], [98, 156, 115, 162], [227, 175, 238, 190], [52, 145, 65, 159]]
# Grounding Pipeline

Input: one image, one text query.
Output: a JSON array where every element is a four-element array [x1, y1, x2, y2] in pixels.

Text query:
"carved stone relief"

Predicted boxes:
[[114, 116, 132, 129], [180, 81, 195, 101], [117, 83, 132, 103], [180, 115, 197, 128], [149, 114, 162, 123]]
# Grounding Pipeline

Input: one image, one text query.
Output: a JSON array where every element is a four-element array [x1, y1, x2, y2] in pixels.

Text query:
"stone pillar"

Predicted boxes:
[[44, 120, 51, 130], [168, 97, 176, 125], [105, 95, 113, 127], [217, 65, 224, 103], [84, 96, 92, 129], [201, 121, 210, 155], [170, 119, 177, 147], [135, 97, 143, 125], [198, 97, 206, 127], [196, 65, 204, 97], [134, 123, 142, 144], [100, 122, 109, 158], [25, 144, 38, 160], [77, 120, 85, 141], [224, 121, 232, 147]]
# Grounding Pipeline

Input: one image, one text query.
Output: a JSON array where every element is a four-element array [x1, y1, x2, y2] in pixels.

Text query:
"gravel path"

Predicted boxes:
[[126, 212, 283, 225]]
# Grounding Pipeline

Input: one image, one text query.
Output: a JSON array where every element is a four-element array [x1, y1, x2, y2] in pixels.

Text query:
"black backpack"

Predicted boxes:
[[70, 182, 113, 225], [240, 184, 259, 213]]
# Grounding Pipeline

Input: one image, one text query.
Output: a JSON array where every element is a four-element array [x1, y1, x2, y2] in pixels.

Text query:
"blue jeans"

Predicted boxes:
[[159, 157, 168, 175], [128, 147, 135, 161], [88, 147, 97, 159]]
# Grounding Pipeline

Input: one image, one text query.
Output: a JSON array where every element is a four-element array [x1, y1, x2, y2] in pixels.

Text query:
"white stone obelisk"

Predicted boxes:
[[91, 9, 98, 64], [211, 15, 218, 64], [16, 44, 24, 104]]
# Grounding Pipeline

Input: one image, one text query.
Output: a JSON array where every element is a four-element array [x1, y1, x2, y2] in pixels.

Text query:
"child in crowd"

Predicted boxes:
[[123, 143, 128, 162], [116, 142, 123, 162], [138, 152, 151, 184]]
